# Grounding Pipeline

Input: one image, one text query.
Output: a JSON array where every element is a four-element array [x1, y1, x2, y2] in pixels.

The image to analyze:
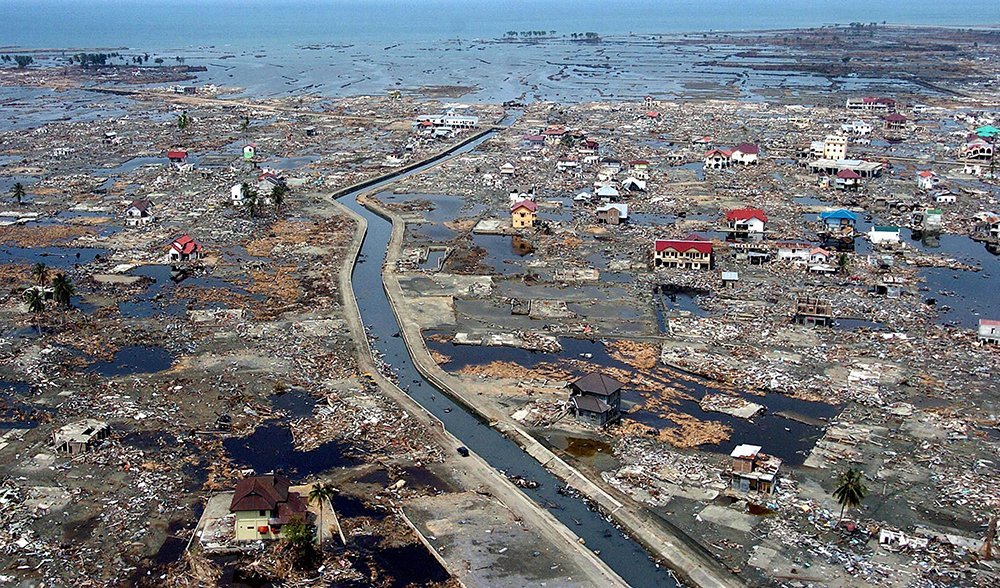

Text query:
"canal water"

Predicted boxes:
[[337, 131, 679, 586]]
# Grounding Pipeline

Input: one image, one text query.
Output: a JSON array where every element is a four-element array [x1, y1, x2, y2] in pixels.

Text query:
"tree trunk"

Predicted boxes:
[[838, 502, 846, 525]]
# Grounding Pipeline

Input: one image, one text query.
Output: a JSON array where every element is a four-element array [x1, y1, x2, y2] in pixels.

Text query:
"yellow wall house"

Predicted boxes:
[[230, 475, 311, 541], [511, 199, 537, 229]]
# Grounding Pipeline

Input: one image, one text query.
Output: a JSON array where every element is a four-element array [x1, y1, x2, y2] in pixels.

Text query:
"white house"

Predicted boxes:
[[963, 161, 984, 177], [932, 191, 957, 204], [822, 135, 849, 161], [916, 171, 939, 191], [499, 162, 516, 176], [231, 183, 247, 206], [774, 242, 812, 262], [725, 208, 767, 235], [124, 199, 154, 227], [730, 143, 759, 165], [703, 149, 732, 170], [556, 159, 579, 172], [979, 319, 1000, 345], [595, 185, 620, 200], [841, 120, 873, 136], [809, 247, 832, 264], [621, 177, 646, 193], [867, 225, 901, 245]]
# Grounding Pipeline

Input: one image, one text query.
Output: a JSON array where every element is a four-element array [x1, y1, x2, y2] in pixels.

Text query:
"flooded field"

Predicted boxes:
[[427, 333, 838, 465]]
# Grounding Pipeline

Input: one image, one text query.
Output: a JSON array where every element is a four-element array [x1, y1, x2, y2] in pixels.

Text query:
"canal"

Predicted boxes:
[[336, 131, 680, 587]]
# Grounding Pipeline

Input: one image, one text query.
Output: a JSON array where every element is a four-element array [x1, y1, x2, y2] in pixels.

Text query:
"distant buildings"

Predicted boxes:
[[846, 96, 896, 112]]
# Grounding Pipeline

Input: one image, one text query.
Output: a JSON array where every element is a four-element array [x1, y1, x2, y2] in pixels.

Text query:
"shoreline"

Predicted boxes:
[[3, 22, 1000, 53]]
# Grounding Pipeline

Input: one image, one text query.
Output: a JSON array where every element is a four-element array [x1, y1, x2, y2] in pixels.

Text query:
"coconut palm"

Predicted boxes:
[[31, 262, 49, 286], [240, 182, 260, 218], [11, 182, 25, 205], [832, 468, 868, 524], [270, 183, 289, 210], [51, 273, 74, 309], [23, 288, 44, 313], [307, 482, 338, 548]]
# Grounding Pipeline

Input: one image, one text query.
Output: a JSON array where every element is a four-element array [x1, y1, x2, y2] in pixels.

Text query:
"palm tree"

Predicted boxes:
[[832, 468, 867, 524], [837, 253, 850, 272], [23, 288, 44, 313], [307, 482, 338, 549], [270, 184, 288, 210], [51, 273, 74, 309], [11, 182, 25, 205], [31, 262, 49, 286], [240, 182, 260, 218]]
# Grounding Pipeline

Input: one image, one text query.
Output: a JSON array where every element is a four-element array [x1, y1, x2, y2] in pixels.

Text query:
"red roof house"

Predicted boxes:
[[726, 208, 768, 223], [166, 149, 188, 162], [168, 234, 203, 261], [654, 237, 713, 269], [511, 200, 537, 213]]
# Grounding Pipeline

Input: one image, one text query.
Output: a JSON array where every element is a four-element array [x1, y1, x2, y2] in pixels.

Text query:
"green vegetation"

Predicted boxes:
[[240, 182, 261, 218], [177, 111, 191, 130], [270, 183, 290, 210], [308, 482, 338, 548], [32, 263, 49, 286], [281, 516, 318, 569], [14, 55, 34, 69], [51, 273, 75, 309], [10, 182, 25, 205], [23, 289, 44, 314], [832, 468, 868, 524]]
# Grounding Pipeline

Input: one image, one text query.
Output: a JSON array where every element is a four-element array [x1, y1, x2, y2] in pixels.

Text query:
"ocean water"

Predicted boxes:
[[3, 0, 997, 50]]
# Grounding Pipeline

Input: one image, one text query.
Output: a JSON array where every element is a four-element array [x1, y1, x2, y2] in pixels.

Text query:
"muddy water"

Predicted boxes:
[[337, 130, 678, 586], [85, 345, 174, 377], [428, 334, 838, 466]]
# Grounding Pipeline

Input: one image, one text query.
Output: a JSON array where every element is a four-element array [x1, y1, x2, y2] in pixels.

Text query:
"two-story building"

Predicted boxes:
[[730, 444, 781, 494], [230, 475, 312, 541], [653, 237, 713, 270], [124, 199, 154, 227], [725, 208, 767, 238], [568, 372, 624, 426], [511, 199, 537, 229]]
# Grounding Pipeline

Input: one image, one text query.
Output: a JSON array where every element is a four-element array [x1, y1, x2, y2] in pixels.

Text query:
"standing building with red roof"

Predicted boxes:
[[834, 168, 862, 191], [510, 199, 538, 229], [725, 208, 768, 236], [230, 475, 313, 541], [653, 236, 713, 270], [703, 149, 732, 170], [731, 143, 759, 165], [168, 234, 204, 262], [883, 113, 907, 131]]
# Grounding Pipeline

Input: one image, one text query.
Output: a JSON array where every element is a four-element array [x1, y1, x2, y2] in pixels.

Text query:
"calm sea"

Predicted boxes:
[[3, 0, 998, 50]]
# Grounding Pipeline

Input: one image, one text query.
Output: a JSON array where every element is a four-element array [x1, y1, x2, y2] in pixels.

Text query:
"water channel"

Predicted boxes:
[[336, 129, 679, 587]]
